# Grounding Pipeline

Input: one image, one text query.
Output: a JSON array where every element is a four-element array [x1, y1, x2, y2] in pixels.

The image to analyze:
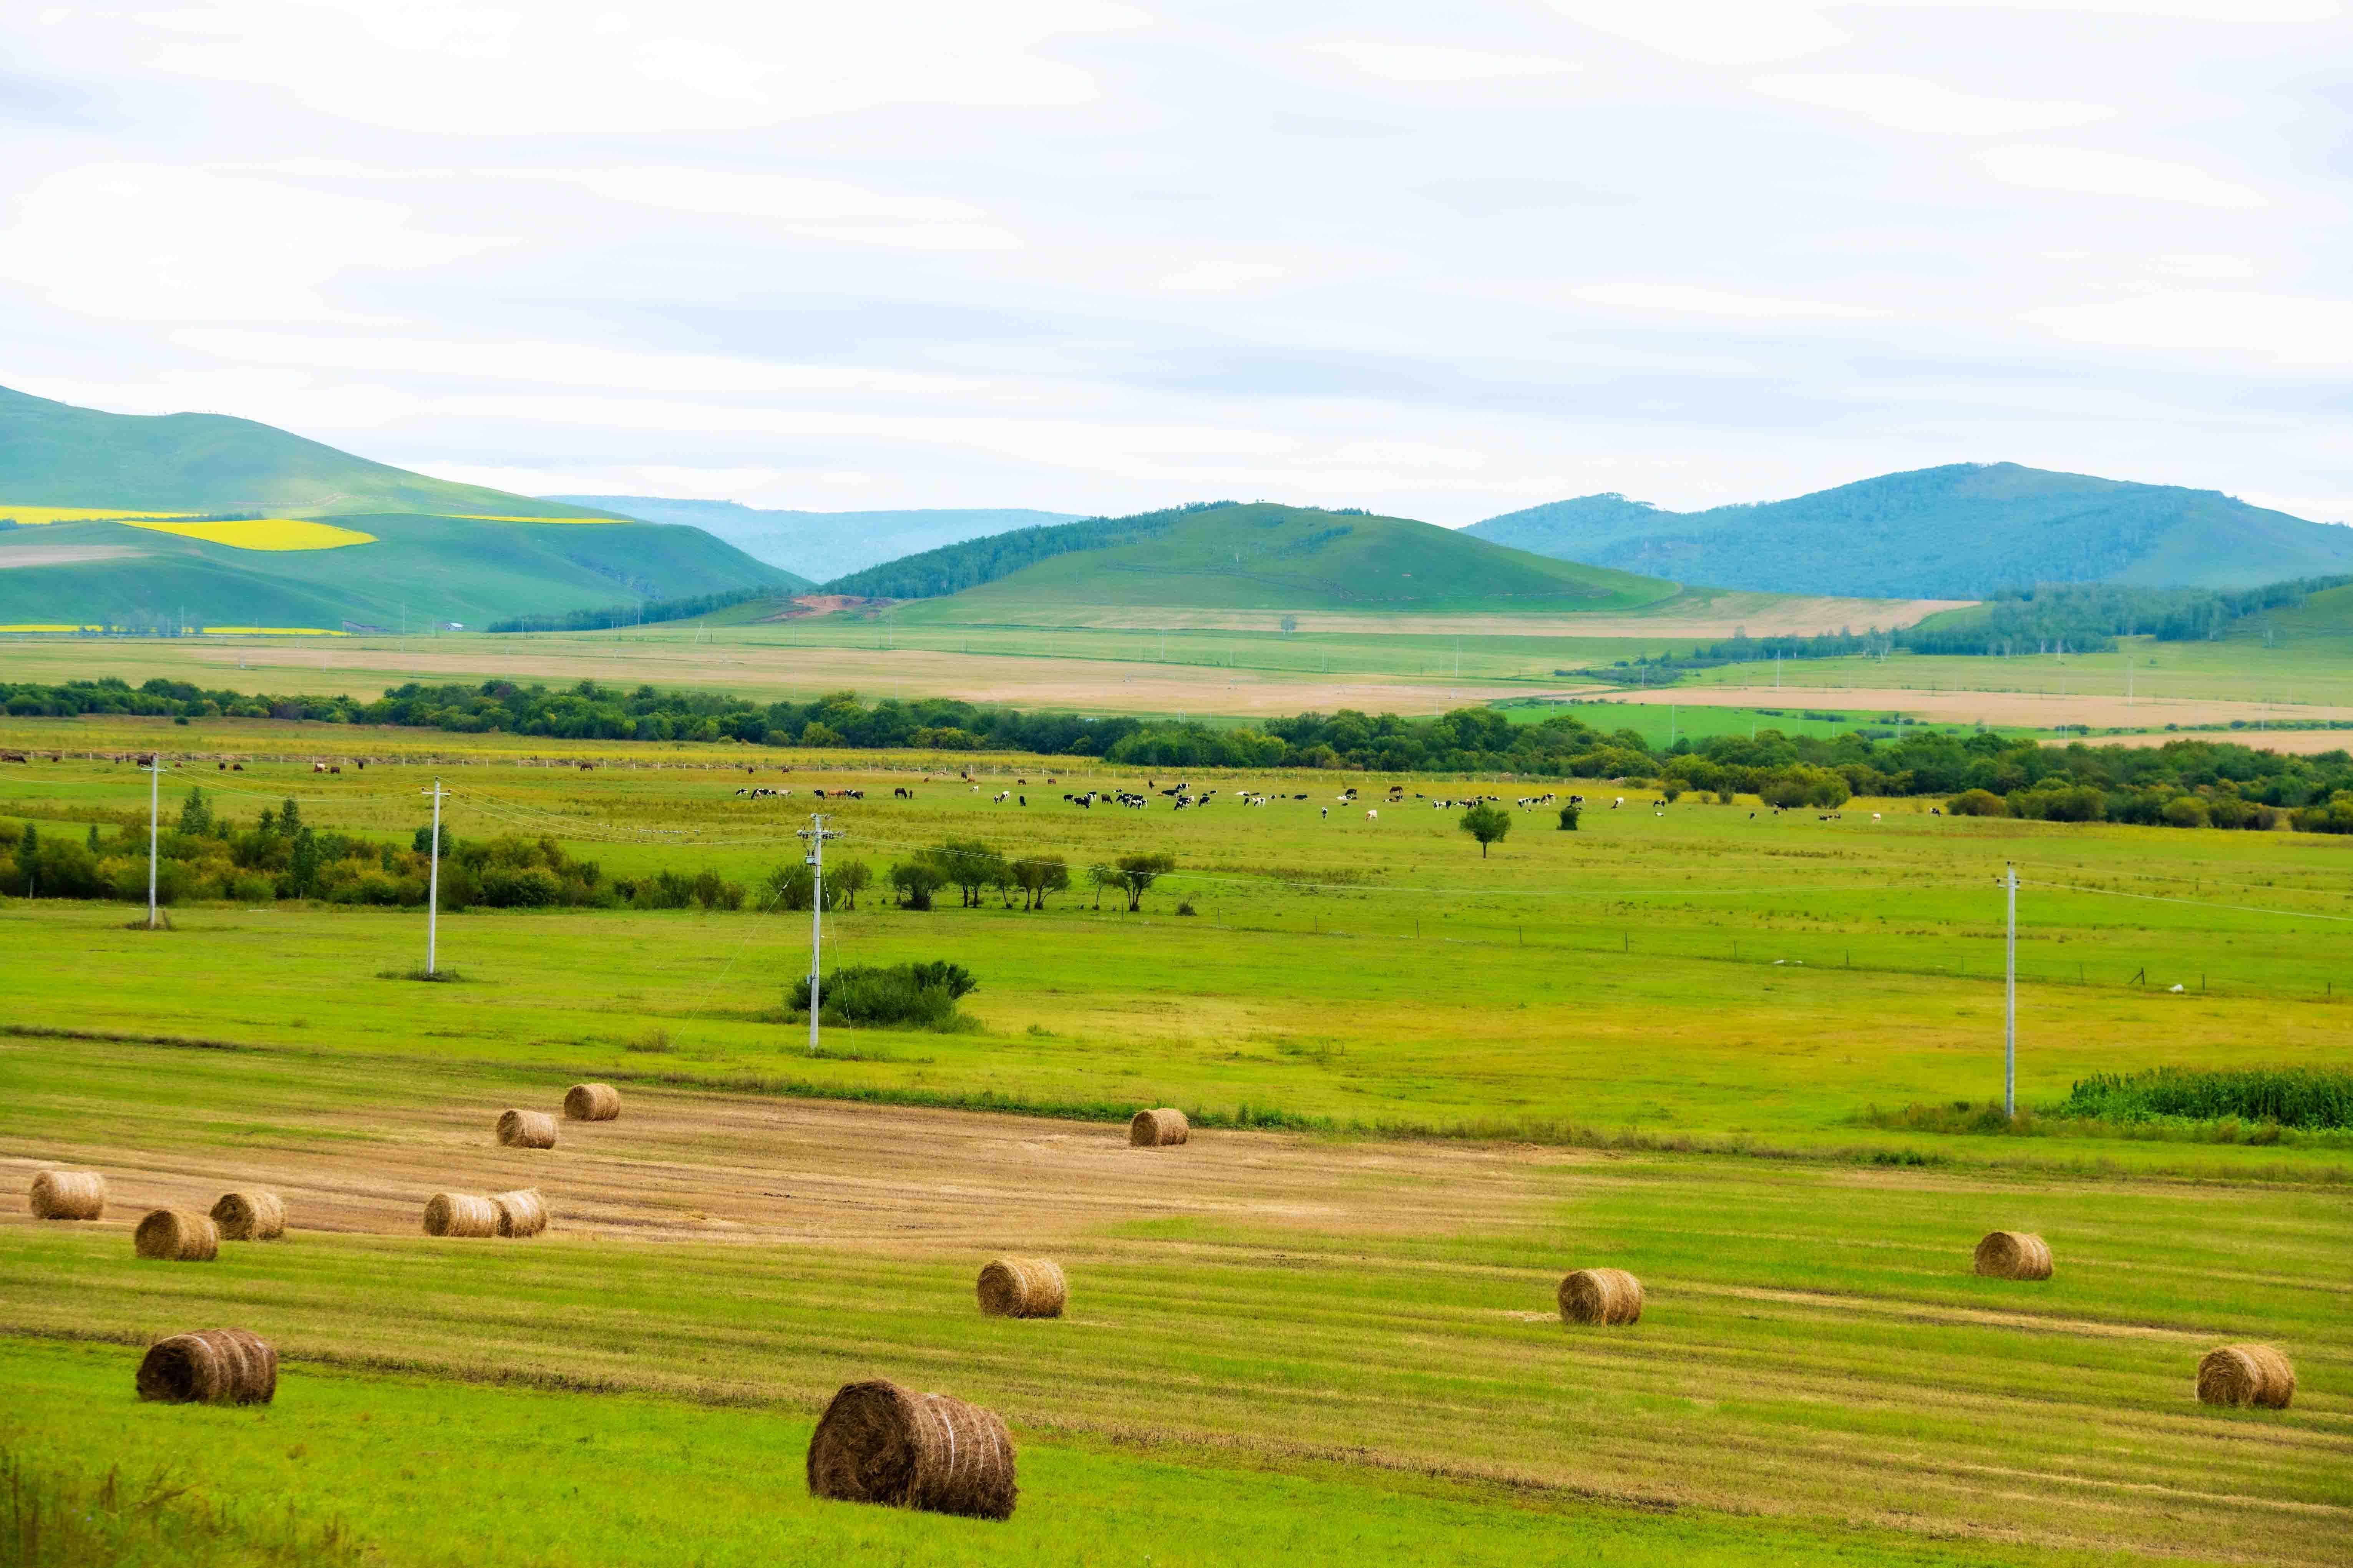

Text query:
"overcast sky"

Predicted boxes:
[[5, 1, 2349, 524]]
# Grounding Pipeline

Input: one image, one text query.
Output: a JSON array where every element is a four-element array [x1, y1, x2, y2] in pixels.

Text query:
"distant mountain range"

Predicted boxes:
[[0, 387, 797, 629], [547, 496, 1082, 583], [832, 501, 1682, 618], [1466, 464, 2353, 598]]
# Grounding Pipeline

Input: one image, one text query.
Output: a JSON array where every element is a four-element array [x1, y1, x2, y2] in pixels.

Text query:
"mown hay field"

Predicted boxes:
[[1, 1042, 2346, 1565]]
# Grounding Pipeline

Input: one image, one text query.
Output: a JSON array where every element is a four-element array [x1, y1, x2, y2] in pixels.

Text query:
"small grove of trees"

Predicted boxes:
[[881, 841, 1072, 911], [1459, 803, 1511, 857], [0, 789, 762, 910]]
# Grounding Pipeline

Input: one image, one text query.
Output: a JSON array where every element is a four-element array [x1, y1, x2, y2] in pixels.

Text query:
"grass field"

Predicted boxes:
[[3, 1045, 2345, 1566], [5, 711, 2347, 1564]]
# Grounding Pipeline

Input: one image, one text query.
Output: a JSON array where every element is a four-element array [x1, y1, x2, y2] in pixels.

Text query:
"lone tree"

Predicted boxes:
[[1557, 801, 1580, 832], [1111, 850, 1177, 911], [1012, 854, 1070, 910], [887, 858, 947, 910], [1459, 802, 1511, 857]]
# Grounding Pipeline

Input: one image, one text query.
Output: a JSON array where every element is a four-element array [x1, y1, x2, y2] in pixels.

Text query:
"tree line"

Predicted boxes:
[[1572, 574, 2353, 681], [8, 677, 2352, 833]]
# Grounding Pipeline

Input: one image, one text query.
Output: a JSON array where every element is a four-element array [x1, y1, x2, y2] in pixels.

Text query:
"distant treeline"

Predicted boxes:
[[1570, 575, 2353, 683], [486, 586, 777, 635], [7, 676, 2352, 832], [819, 502, 1230, 600]]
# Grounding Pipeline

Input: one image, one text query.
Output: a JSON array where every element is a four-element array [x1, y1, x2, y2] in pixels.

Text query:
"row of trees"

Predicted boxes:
[[1583, 573, 2353, 675], [871, 840, 1177, 912]]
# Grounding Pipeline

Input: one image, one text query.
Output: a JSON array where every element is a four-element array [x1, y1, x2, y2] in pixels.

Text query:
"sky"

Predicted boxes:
[[3, 0, 2350, 525]]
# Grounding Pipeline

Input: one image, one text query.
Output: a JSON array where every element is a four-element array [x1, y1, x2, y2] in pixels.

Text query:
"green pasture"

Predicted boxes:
[[3, 721, 2351, 1172], [1678, 634, 2353, 710], [0, 1343, 2146, 1568], [1, 1037, 2345, 1564]]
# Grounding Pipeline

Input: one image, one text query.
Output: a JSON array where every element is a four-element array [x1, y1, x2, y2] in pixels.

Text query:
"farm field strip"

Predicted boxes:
[[2, 1338, 2164, 1568], [5, 620, 2346, 731], [2, 1046, 2346, 1563]]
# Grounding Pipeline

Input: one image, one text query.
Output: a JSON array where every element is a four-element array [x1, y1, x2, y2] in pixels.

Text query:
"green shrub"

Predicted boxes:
[[1946, 788, 2005, 816], [787, 961, 977, 1029]]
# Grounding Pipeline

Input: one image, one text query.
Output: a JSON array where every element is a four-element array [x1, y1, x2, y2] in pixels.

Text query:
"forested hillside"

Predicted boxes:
[[1470, 464, 2353, 597]]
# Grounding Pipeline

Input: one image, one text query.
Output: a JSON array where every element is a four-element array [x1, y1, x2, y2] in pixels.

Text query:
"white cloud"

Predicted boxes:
[[1977, 145, 2270, 207], [1558, 280, 1890, 323], [2024, 289, 2353, 370], [0, 164, 499, 322], [1752, 73, 2110, 136], [1310, 39, 1583, 84], [5, 0, 2353, 525], [1546, 0, 1848, 66]]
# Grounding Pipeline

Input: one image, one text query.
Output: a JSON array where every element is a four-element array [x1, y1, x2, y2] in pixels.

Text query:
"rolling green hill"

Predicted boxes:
[[0, 384, 616, 519], [832, 502, 1683, 618], [1468, 463, 2353, 597], [0, 386, 801, 628], [0, 514, 806, 631]]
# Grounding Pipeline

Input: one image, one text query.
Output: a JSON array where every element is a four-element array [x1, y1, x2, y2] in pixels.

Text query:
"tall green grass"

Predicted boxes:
[[2057, 1067, 2353, 1129]]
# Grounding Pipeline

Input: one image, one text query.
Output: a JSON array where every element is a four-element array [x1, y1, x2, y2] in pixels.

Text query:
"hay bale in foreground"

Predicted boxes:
[[806, 1379, 1016, 1520], [29, 1169, 105, 1220], [496, 1109, 558, 1149], [976, 1257, 1066, 1318], [1973, 1230, 2053, 1280], [564, 1082, 622, 1121], [493, 1188, 548, 1238], [1557, 1267, 1644, 1326], [2198, 1344, 2297, 1409], [423, 1192, 501, 1237], [136, 1328, 276, 1405], [1128, 1108, 1188, 1147], [209, 1190, 285, 1241], [134, 1209, 220, 1262]]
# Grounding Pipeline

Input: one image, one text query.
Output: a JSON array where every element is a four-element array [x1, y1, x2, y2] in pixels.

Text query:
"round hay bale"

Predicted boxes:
[[1128, 1108, 1189, 1147], [1557, 1267, 1644, 1326], [209, 1190, 285, 1241], [976, 1257, 1066, 1319], [2197, 1344, 2297, 1409], [493, 1188, 548, 1238], [496, 1109, 558, 1149], [136, 1328, 277, 1405], [28, 1169, 105, 1220], [1973, 1230, 2053, 1280], [806, 1379, 1017, 1520], [423, 1192, 500, 1238], [134, 1209, 219, 1262], [564, 1082, 621, 1121]]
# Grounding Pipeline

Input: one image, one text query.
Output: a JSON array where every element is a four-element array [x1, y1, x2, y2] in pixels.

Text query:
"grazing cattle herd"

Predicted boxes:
[[701, 773, 1916, 839]]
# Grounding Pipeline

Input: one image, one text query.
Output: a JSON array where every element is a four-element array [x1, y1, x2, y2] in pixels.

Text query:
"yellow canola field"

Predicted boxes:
[[118, 518, 377, 551], [0, 506, 196, 525]]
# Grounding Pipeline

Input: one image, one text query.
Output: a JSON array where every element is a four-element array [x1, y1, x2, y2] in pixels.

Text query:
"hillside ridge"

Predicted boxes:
[[1468, 462, 2353, 597]]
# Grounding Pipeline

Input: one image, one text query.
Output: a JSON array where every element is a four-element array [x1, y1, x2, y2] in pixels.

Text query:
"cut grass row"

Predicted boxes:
[[2, 1039, 2346, 1563], [0, 1339, 2151, 1568]]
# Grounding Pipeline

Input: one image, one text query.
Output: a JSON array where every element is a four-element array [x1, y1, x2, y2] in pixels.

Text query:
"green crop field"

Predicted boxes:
[[4, 713, 2347, 1566]]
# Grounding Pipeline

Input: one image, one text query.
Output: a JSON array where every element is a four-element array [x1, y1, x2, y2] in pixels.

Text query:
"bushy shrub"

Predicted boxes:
[[787, 961, 977, 1029], [1946, 788, 2005, 817]]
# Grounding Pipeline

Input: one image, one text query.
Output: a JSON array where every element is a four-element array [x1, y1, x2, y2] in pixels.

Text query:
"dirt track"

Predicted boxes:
[[2, 1080, 1561, 1253]]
